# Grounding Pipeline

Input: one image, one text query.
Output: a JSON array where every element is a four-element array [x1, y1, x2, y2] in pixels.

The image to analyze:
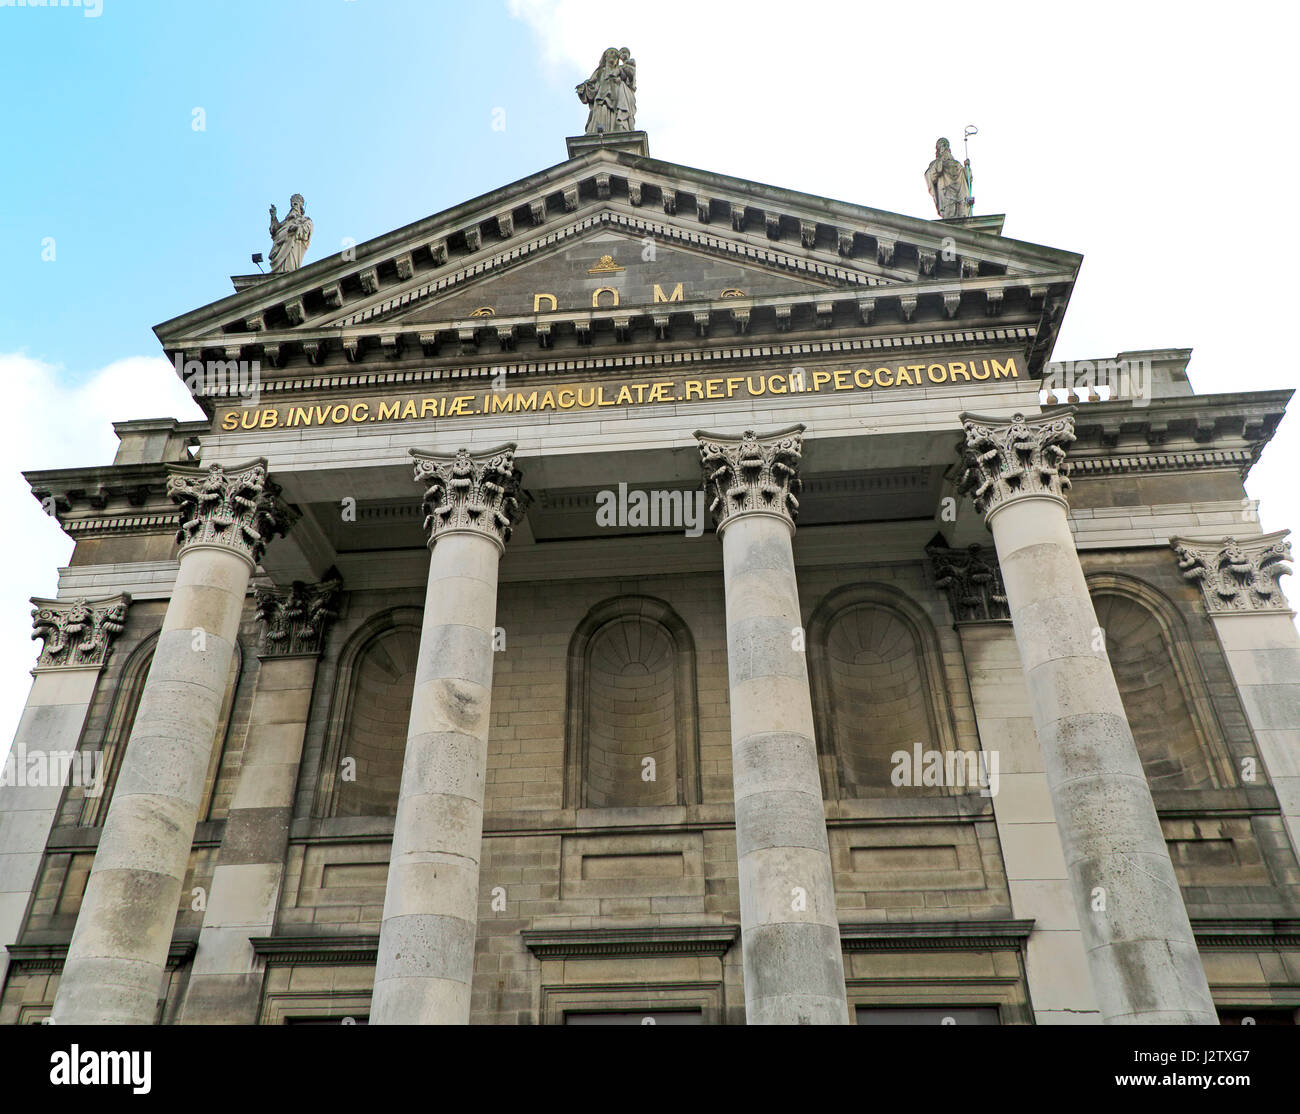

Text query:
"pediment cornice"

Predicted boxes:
[[155, 148, 1080, 369]]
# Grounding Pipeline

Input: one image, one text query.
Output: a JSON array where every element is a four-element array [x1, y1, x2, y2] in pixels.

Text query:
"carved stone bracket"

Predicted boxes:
[[31, 593, 131, 670], [694, 424, 805, 533], [925, 540, 1009, 622], [254, 570, 344, 657], [1170, 532, 1294, 614], [410, 443, 527, 550], [166, 459, 293, 566], [958, 409, 1076, 518]]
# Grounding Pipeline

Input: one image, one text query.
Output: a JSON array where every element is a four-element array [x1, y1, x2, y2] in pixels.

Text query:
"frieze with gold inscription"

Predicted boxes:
[[218, 354, 1024, 431]]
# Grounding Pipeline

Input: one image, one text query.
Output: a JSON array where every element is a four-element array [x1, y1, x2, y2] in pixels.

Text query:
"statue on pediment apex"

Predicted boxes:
[[925, 138, 973, 219], [269, 193, 313, 273], [577, 46, 636, 135]]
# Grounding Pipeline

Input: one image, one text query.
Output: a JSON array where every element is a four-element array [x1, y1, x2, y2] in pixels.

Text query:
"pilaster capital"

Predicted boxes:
[[30, 593, 131, 670], [957, 409, 1076, 519], [926, 539, 1010, 622], [694, 424, 805, 534], [1170, 532, 1293, 615], [410, 443, 527, 550], [254, 569, 344, 657], [166, 459, 293, 566]]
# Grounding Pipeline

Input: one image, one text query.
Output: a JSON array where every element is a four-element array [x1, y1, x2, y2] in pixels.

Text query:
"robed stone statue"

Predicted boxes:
[[576, 47, 636, 134], [925, 139, 973, 219], [269, 193, 313, 273]]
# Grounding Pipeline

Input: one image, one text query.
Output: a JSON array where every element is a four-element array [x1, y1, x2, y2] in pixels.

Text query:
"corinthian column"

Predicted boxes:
[[371, 444, 525, 1025], [695, 425, 848, 1025], [52, 461, 289, 1025], [1171, 533, 1300, 864], [959, 410, 1215, 1024]]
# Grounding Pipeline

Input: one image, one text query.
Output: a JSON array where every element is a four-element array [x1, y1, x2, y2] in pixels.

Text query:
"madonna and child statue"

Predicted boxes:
[[576, 47, 637, 134]]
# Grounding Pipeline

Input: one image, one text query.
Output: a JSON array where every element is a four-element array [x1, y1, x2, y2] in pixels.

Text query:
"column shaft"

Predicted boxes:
[[52, 547, 252, 1023], [371, 443, 523, 1025], [52, 459, 286, 1025], [697, 425, 848, 1025], [371, 533, 501, 1024], [988, 496, 1215, 1023], [722, 514, 849, 1024]]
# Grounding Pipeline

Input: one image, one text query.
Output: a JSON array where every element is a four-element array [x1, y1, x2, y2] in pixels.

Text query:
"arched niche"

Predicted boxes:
[[316, 607, 423, 818], [1088, 572, 1234, 791], [564, 596, 701, 809], [808, 584, 968, 799]]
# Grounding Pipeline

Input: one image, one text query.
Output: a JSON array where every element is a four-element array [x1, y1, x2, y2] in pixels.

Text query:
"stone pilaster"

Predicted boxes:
[[926, 539, 1010, 622], [0, 595, 130, 994], [1171, 532, 1300, 864], [959, 410, 1215, 1024], [695, 425, 848, 1025], [180, 573, 342, 1024], [52, 460, 289, 1025], [370, 445, 524, 1025]]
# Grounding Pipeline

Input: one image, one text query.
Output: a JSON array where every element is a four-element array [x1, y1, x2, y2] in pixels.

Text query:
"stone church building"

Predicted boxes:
[[2, 116, 1298, 1025]]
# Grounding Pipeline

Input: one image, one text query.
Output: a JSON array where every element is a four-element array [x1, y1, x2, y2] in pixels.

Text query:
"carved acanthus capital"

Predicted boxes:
[[410, 443, 526, 550], [958, 409, 1076, 518], [1170, 532, 1293, 614], [255, 570, 343, 657], [926, 541, 1009, 622], [166, 459, 293, 566], [695, 424, 805, 534], [31, 593, 131, 669]]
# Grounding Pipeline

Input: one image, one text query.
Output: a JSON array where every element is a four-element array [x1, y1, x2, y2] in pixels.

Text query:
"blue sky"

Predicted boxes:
[[0, 0, 1297, 756], [1, 1, 581, 378]]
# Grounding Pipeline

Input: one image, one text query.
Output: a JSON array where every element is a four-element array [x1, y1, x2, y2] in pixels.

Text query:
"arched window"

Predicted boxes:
[[565, 597, 700, 808], [808, 585, 966, 799], [318, 609, 422, 818], [1089, 575, 1232, 791], [83, 634, 241, 825]]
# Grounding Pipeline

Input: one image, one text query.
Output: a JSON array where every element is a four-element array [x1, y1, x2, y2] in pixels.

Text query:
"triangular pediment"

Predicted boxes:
[[371, 223, 851, 327], [155, 146, 1081, 375]]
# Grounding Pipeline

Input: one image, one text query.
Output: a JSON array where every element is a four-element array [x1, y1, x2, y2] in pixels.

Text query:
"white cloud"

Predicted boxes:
[[0, 353, 203, 766]]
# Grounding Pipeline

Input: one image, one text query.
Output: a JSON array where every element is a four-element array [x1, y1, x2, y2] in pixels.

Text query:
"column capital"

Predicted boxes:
[[957, 409, 1076, 519], [694, 424, 805, 535], [1171, 532, 1293, 615], [254, 569, 343, 657], [410, 443, 526, 551], [30, 593, 131, 670], [925, 538, 1010, 622], [166, 459, 293, 566]]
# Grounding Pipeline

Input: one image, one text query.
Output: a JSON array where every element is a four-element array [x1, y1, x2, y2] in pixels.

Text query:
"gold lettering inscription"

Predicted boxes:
[[217, 353, 1024, 432]]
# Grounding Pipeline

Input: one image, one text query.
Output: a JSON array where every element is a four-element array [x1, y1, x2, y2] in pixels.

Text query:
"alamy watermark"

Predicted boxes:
[[176, 354, 261, 407], [1040, 356, 1151, 408], [1, 744, 103, 796], [890, 744, 999, 797], [595, 483, 707, 537], [2, 0, 102, 16]]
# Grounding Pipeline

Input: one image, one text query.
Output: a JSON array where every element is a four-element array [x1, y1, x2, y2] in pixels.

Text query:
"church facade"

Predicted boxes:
[[2, 123, 1299, 1026]]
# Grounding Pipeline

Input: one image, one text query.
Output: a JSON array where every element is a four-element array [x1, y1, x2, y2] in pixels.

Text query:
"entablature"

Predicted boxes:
[[1053, 390, 1291, 479]]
